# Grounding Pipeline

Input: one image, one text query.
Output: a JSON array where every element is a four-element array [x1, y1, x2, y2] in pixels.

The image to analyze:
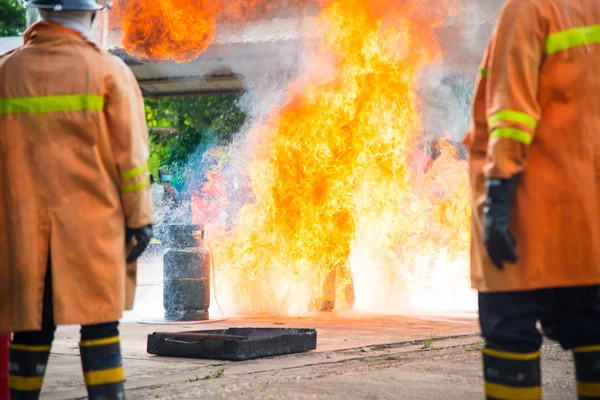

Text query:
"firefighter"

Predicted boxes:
[[464, 0, 600, 398], [0, 1, 153, 399]]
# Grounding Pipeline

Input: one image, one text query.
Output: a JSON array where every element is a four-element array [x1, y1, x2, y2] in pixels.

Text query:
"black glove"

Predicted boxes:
[[125, 225, 153, 263], [483, 177, 519, 270]]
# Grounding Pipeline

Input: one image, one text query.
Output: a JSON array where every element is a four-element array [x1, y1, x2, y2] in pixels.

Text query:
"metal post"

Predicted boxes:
[[0, 333, 9, 400]]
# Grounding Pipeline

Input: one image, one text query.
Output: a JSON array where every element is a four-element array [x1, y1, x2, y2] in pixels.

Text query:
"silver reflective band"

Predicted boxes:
[[25, 7, 40, 29]]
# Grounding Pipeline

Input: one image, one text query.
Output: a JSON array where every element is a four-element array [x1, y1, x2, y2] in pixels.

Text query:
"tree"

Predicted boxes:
[[145, 94, 247, 191], [0, 0, 26, 37]]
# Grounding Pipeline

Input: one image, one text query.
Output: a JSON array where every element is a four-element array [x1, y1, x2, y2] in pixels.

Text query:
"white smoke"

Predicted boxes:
[[418, 0, 503, 141], [124, 0, 505, 320]]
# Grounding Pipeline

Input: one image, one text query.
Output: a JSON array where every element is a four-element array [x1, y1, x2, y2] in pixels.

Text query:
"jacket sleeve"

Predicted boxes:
[[104, 57, 154, 228], [464, 40, 492, 153], [483, 0, 546, 178]]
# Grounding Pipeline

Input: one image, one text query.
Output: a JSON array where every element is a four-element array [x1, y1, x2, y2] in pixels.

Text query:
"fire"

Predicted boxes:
[[117, 0, 475, 314], [111, 0, 220, 63], [112, 0, 320, 62], [192, 147, 229, 226], [203, 0, 474, 315]]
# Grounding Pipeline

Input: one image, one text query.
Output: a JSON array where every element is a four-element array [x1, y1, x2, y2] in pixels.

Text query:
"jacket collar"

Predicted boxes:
[[24, 20, 87, 45]]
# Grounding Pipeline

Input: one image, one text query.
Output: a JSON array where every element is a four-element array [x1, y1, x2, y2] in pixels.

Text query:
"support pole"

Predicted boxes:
[[0, 333, 9, 400]]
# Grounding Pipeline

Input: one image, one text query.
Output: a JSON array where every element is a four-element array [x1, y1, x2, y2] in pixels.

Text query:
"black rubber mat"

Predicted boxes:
[[147, 328, 317, 361]]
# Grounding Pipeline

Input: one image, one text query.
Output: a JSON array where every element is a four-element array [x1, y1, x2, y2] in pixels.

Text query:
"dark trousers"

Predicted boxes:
[[9, 262, 124, 400], [12, 263, 119, 345], [479, 285, 600, 352]]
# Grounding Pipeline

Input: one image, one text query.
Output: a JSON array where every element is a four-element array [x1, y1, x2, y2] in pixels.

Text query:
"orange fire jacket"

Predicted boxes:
[[464, 0, 600, 292], [0, 21, 153, 332]]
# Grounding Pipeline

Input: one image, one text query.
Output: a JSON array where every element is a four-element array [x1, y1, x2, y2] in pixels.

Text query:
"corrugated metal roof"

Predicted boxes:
[[109, 17, 314, 97], [0, 16, 315, 58], [0, 18, 311, 97], [215, 16, 319, 44], [0, 36, 24, 57], [108, 16, 317, 50], [0, 0, 503, 97]]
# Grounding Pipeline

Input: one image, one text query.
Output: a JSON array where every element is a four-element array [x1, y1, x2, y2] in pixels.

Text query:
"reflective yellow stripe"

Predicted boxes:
[[479, 67, 488, 78], [120, 163, 149, 181], [546, 25, 600, 55], [577, 382, 600, 397], [0, 94, 104, 115], [490, 127, 533, 145], [84, 366, 124, 387], [9, 344, 51, 352], [80, 336, 120, 348], [482, 348, 540, 361], [8, 375, 45, 391], [122, 179, 150, 194], [488, 110, 537, 130], [574, 345, 600, 353], [485, 382, 541, 400]]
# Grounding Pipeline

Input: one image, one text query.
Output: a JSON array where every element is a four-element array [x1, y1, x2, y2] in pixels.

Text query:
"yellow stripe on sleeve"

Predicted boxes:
[[488, 110, 537, 130], [546, 25, 600, 55], [120, 163, 149, 181], [490, 128, 533, 145], [122, 179, 151, 194]]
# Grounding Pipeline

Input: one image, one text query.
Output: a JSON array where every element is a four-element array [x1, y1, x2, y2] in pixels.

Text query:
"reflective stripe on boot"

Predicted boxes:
[[574, 345, 600, 399], [482, 347, 542, 400], [8, 343, 51, 400], [80, 336, 125, 400]]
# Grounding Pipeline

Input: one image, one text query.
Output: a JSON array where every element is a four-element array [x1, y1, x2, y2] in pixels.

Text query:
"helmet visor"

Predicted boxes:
[[26, 1, 112, 49], [26, 6, 41, 29], [89, 6, 110, 49], [28, 1, 108, 11]]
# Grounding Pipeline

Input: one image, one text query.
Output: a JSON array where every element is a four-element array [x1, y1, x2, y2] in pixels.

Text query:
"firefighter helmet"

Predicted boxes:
[[28, 0, 110, 11]]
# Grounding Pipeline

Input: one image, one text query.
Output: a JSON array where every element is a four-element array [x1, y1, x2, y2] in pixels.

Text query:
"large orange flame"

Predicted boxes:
[[200, 0, 474, 315], [112, 0, 220, 62], [119, 0, 475, 314], [113, 0, 320, 62]]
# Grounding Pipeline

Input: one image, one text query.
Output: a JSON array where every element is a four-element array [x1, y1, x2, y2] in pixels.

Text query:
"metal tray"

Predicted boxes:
[[146, 327, 317, 361]]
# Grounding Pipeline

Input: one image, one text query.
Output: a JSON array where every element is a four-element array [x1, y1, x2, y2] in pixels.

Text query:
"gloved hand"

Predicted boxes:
[[125, 225, 153, 263], [483, 177, 519, 270]]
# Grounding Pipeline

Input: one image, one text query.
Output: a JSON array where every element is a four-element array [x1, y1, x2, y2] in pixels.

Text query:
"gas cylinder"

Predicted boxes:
[[163, 224, 211, 321]]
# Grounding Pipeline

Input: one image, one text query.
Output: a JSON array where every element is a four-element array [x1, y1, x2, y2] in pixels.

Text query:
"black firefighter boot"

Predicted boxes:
[[80, 336, 126, 400], [8, 342, 51, 400], [573, 345, 600, 399], [482, 347, 542, 400]]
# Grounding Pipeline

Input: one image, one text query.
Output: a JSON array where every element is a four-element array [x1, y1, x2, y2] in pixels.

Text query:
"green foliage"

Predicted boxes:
[[148, 136, 171, 181], [422, 331, 436, 349], [207, 367, 225, 379], [145, 94, 246, 137], [0, 0, 26, 37], [145, 94, 246, 190]]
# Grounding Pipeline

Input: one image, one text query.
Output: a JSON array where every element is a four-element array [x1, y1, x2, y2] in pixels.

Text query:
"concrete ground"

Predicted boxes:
[[36, 258, 576, 399], [39, 314, 577, 400]]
